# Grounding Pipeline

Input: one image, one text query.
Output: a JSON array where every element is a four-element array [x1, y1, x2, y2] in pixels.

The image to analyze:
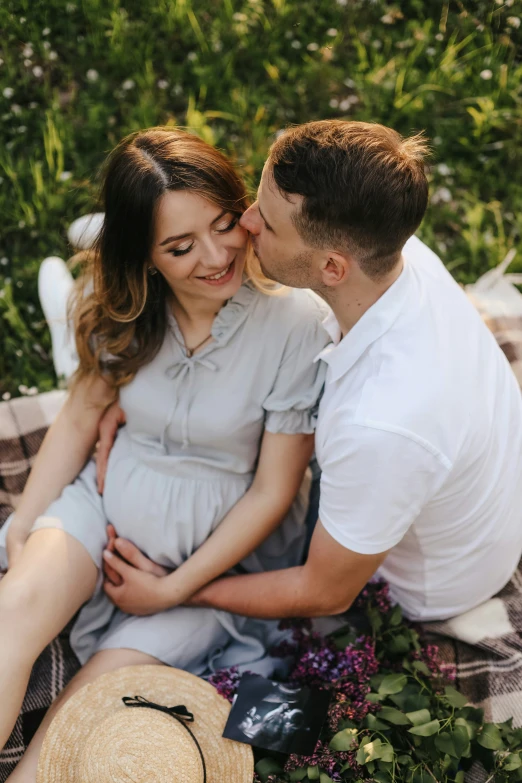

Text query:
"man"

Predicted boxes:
[[101, 120, 522, 623]]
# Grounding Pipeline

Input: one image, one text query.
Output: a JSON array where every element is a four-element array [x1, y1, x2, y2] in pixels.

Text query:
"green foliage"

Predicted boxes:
[[1, 0, 521, 395], [258, 597, 522, 782]]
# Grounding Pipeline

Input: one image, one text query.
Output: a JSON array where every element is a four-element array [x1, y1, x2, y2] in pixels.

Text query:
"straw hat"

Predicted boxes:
[[36, 665, 253, 783]]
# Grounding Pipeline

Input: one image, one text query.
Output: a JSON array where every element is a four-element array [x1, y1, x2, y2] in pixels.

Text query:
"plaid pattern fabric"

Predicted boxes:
[[0, 313, 521, 780]]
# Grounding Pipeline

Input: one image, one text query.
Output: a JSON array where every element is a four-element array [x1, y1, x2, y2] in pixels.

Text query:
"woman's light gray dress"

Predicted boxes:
[[0, 283, 330, 676]]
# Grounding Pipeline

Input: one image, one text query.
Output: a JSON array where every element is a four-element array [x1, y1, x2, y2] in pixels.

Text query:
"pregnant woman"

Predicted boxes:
[[0, 127, 329, 779]]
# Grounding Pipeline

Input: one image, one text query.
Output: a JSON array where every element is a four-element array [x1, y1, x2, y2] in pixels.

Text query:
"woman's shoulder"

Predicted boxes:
[[254, 285, 331, 329]]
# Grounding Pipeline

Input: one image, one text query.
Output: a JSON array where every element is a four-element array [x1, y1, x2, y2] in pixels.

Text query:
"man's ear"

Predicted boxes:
[[319, 251, 352, 287]]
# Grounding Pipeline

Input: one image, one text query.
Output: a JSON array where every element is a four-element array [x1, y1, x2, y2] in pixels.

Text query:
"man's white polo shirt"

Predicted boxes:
[[315, 236, 522, 621]]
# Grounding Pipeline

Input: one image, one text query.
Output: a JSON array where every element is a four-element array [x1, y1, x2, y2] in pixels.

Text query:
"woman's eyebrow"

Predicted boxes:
[[159, 209, 229, 246]]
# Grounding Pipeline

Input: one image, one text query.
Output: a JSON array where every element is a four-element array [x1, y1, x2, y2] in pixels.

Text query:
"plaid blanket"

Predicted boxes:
[[1, 316, 522, 781]]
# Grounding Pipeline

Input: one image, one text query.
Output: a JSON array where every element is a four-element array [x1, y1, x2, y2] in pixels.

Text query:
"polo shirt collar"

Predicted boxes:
[[316, 257, 412, 383]]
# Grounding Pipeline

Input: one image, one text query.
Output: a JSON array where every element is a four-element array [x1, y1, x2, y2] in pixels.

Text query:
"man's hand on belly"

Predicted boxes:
[[102, 524, 172, 615]]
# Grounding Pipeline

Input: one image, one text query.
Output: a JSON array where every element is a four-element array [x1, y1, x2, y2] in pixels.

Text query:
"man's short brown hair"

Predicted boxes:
[[268, 120, 429, 279]]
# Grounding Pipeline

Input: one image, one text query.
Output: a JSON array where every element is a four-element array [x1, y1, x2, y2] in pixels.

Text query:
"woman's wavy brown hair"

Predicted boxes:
[[72, 127, 274, 391]]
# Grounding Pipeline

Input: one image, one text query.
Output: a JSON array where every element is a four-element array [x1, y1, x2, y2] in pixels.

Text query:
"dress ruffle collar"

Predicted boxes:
[[166, 280, 258, 356]]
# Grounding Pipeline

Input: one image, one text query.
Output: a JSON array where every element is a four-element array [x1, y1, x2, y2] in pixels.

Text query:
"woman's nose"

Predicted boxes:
[[202, 238, 229, 268]]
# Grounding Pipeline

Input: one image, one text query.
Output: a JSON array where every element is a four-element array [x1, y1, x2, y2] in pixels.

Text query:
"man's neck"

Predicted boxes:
[[319, 257, 404, 338]]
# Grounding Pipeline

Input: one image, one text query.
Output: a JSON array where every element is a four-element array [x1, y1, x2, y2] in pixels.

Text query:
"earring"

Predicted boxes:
[[148, 266, 158, 276]]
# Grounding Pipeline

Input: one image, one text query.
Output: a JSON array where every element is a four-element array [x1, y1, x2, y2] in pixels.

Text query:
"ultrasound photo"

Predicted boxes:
[[223, 673, 331, 755]]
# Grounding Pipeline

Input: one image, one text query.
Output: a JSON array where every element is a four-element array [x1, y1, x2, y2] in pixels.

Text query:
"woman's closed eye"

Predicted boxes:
[[169, 216, 239, 257]]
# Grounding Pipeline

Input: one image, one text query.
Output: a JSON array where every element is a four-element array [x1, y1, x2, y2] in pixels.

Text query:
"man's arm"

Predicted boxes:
[[189, 520, 388, 618]]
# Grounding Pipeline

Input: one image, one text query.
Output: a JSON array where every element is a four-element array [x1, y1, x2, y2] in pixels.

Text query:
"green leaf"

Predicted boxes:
[[408, 719, 441, 737], [478, 723, 505, 750], [307, 766, 320, 780], [378, 706, 412, 725], [255, 758, 284, 781], [406, 709, 431, 726], [397, 754, 413, 765], [366, 692, 383, 703], [455, 772, 465, 783], [358, 739, 394, 763], [378, 673, 408, 695], [434, 732, 457, 758], [364, 713, 390, 731], [320, 774, 334, 783], [288, 769, 307, 781], [412, 660, 431, 677], [388, 634, 411, 654], [452, 725, 470, 756], [454, 716, 478, 740], [388, 603, 403, 626], [329, 727, 358, 751], [504, 753, 522, 771], [443, 685, 469, 708]]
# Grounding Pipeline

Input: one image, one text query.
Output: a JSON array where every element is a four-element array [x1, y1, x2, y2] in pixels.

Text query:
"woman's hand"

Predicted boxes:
[[96, 402, 126, 494]]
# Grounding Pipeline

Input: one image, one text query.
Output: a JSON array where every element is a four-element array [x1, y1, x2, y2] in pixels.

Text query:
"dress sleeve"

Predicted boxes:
[[319, 422, 450, 554], [263, 303, 330, 435]]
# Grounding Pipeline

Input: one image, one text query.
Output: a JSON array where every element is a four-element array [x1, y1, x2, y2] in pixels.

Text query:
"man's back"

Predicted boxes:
[[316, 237, 522, 620]]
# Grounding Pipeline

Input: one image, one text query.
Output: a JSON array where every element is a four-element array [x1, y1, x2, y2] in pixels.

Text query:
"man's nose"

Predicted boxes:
[[240, 204, 261, 236]]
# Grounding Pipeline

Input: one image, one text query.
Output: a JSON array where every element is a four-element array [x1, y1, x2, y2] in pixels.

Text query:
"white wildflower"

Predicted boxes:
[[336, 0, 348, 5], [16, 351, 23, 359], [506, 0, 514, 6], [2, 392, 11, 401], [372, 40, 383, 49], [3, 87, 14, 99], [122, 78, 135, 90], [329, 98, 339, 108], [157, 79, 169, 89], [339, 98, 352, 111], [507, 16, 521, 27], [24, 59, 32, 67], [187, 51, 197, 61], [437, 163, 452, 176], [431, 187, 452, 204], [0, 59, 3, 66], [0, 257, 8, 265], [18, 384, 28, 393], [59, 171, 72, 181], [173, 84, 183, 95], [66, 2, 77, 11], [17, 125, 27, 133], [18, 220, 26, 228], [19, 16, 26, 23], [22, 44, 34, 58], [435, 33, 444, 40], [233, 12, 247, 21], [32, 65, 43, 77], [343, 77, 355, 87], [381, 13, 394, 23], [43, 27, 51, 35], [29, 101, 38, 109], [480, 69, 493, 79], [11, 104, 21, 115], [108, 115, 116, 126], [433, 136, 442, 145], [86, 68, 99, 82], [327, 28, 338, 36], [27, 386, 38, 396], [212, 40, 223, 52], [437, 241, 447, 253], [49, 51, 58, 61], [0, 290, 5, 300], [291, 40, 301, 48], [307, 42, 319, 51], [43, 41, 51, 50], [27, 303, 35, 313], [426, 46, 436, 56]]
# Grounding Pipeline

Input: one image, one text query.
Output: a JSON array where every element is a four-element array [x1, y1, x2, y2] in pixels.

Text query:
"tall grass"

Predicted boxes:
[[1, 0, 521, 396]]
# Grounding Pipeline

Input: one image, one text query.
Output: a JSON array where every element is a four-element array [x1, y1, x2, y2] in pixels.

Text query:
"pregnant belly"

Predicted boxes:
[[102, 450, 248, 568]]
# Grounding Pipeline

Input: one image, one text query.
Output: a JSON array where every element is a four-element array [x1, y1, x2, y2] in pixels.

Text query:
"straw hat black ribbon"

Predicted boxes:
[[122, 696, 207, 783]]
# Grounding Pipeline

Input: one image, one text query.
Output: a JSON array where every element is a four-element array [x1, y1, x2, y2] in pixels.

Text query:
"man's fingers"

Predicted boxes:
[[103, 549, 133, 579], [114, 538, 169, 577], [103, 559, 124, 586]]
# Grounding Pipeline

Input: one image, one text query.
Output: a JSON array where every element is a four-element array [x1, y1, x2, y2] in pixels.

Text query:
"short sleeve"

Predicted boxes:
[[263, 299, 330, 435], [319, 423, 450, 554]]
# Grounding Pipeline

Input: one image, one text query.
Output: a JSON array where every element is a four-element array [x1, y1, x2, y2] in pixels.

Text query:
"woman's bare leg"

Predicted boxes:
[[6, 648, 161, 783], [0, 529, 98, 751]]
